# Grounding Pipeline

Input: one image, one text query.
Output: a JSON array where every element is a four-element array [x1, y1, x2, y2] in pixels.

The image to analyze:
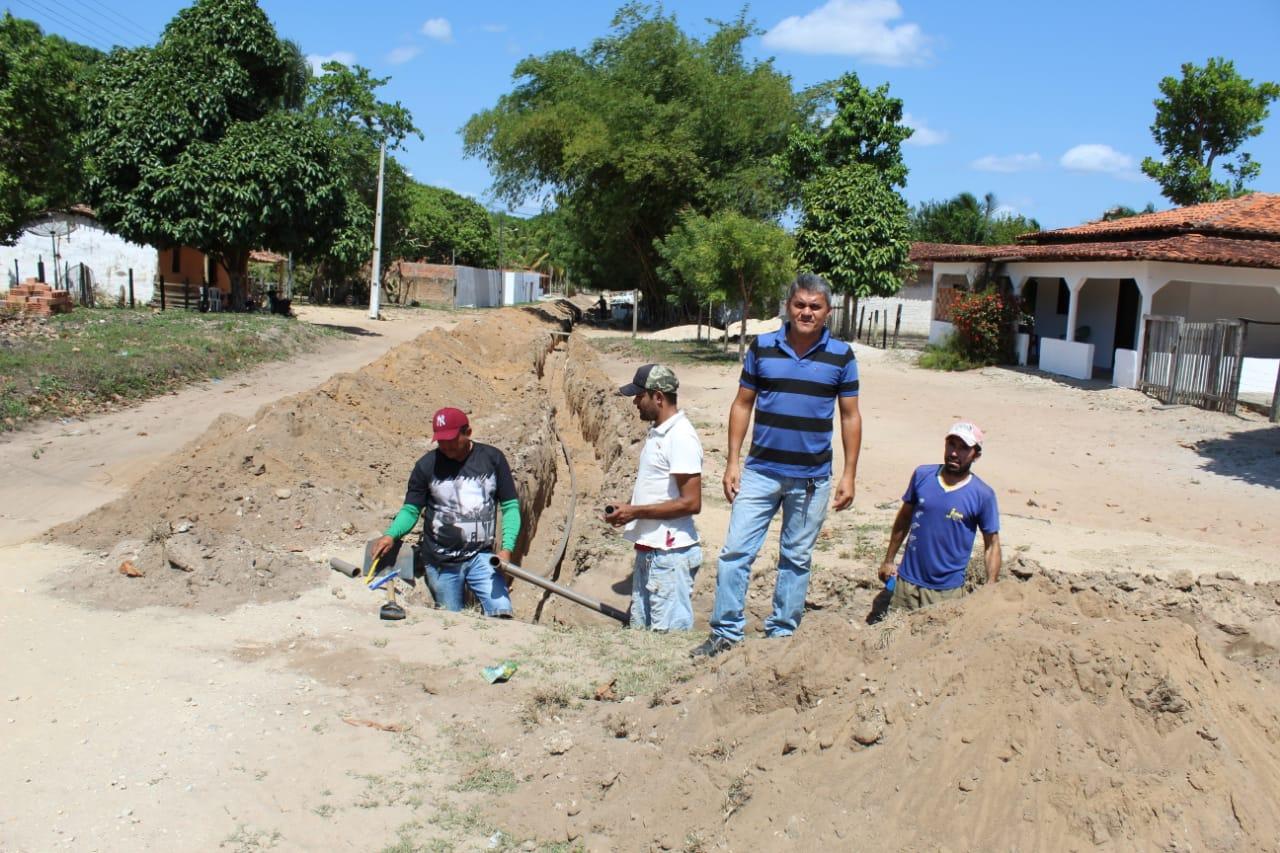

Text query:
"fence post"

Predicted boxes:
[[184, 277, 190, 310], [893, 303, 902, 348], [882, 315, 888, 349], [1164, 317, 1185, 405], [857, 305, 866, 340], [128, 269, 134, 308]]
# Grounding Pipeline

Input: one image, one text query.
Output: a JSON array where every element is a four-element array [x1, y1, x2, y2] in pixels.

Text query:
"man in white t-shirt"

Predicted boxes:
[[605, 363, 704, 631]]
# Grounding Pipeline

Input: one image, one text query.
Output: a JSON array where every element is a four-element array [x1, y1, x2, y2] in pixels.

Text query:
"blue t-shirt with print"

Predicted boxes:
[[897, 464, 1000, 591]]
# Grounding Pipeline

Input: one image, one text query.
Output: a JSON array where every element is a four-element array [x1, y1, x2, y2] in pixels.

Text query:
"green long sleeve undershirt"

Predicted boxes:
[[383, 499, 521, 552]]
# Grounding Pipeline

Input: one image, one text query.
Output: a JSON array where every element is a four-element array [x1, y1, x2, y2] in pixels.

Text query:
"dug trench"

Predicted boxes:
[[42, 307, 1280, 851]]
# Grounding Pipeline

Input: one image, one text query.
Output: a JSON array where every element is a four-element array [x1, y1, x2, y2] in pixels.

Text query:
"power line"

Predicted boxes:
[[65, 0, 154, 43], [33, 0, 144, 48], [6, 0, 126, 51]]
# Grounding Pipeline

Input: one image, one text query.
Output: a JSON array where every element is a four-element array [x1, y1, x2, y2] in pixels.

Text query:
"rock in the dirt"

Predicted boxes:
[[545, 731, 574, 755], [118, 560, 143, 578], [275, 488, 292, 500], [164, 537, 204, 573], [852, 723, 883, 746], [1168, 570, 1195, 591]]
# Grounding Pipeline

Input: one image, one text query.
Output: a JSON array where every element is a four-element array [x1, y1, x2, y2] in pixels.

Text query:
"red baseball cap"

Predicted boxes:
[[432, 407, 469, 441]]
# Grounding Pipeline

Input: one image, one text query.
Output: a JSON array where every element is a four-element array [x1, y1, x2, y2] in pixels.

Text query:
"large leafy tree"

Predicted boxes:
[[0, 14, 101, 244], [656, 209, 794, 359], [795, 163, 911, 301], [911, 192, 1041, 245], [400, 183, 494, 267], [82, 0, 350, 307], [462, 4, 798, 304], [784, 72, 913, 301], [1140, 58, 1279, 205], [302, 61, 419, 287]]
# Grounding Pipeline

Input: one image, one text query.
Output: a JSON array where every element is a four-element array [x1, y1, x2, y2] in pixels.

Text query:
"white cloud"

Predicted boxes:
[[993, 204, 1019, 218], [387, 45, 422, 65], [902, 113, 946, 146], [1060, 143, 1140, 179], [971, 153, 1042, 173], [422, 17, 453, 42], [481, 23, 507, 34], [761, 0, 930, 66], [307, 51, 356, 75]]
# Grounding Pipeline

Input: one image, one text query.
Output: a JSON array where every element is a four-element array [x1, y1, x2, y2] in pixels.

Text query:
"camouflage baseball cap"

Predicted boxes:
[[617, 363, 679, 396]]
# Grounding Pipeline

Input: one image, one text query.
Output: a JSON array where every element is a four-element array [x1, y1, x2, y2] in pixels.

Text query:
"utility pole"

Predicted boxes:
[[368, 138, 387, 320], [631, 288, 639, 340]]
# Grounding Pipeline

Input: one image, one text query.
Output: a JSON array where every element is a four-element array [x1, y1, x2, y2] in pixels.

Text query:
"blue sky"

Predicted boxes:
[[9, 0, 1280, 229]]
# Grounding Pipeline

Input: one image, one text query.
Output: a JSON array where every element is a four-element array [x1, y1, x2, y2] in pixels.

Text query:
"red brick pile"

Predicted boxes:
[[3, 279, 74, 316]]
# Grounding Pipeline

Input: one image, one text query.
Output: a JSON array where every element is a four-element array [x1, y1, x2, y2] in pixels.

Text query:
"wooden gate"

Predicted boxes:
[[1139, 315, 1246, 412]]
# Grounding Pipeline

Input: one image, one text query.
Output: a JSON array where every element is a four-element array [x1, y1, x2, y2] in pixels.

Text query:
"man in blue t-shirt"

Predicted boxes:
[[878, 422, 1001, 611], [692, 273, 862, 658]]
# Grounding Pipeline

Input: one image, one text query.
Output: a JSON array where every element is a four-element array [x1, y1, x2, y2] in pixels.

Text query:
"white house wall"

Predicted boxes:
[[1077, 278, 1121, 368], [1184, 281, 1280, 357], [1028, 278, 1067, 340], [1, 214, 157, 303]]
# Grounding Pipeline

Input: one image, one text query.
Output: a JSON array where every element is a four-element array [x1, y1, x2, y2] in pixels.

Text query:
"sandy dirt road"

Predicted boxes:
[[0, 306, 461, 547], [2, 314, 1279, 851]]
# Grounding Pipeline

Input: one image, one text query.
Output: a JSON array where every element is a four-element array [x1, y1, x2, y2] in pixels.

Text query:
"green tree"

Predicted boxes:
[[795, 163, 911, 300], [1100, 202, 1157, 221], [82, 0, 350, 308], [781, 71, 913, 189], [0, 14, 101, 243], [911, 192, 1041, 244], [784, 72, 913, 302], [302, 61, 420, 289], [1140, 58, 1280, 205], [401, 183, 494, 267], [655, 209, 794, 359], [462, 5, 798, 306]]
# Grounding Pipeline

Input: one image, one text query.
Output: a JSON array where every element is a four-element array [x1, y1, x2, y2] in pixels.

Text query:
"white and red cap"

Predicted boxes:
[[432, 407, 470, 441], [946, 421, 984, 448]]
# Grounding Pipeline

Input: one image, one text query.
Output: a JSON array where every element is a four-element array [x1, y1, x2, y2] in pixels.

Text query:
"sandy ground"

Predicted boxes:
[[3, 309, 1280, 851]]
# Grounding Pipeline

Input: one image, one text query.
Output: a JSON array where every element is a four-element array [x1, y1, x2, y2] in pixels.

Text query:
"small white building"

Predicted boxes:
[[1, 206, 158, 304], [916, 193, 1280, 396]]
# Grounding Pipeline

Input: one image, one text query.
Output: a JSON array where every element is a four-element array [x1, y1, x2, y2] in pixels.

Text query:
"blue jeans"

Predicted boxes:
[[630, 544, 702, 631], [425, 552, 512, 616], [710, 466, 831, 643]]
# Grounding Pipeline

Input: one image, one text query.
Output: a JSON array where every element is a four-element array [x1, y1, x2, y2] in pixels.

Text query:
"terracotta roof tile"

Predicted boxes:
[[1021, 192, 1280, 242], [912, 235, 1280, 270]]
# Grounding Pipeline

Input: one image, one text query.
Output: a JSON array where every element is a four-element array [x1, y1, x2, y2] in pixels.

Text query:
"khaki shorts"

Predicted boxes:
[[889, 576, 964, 612]]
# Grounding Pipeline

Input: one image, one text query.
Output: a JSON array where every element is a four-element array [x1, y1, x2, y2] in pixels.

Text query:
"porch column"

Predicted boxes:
[[1133, 276, 1168, 370], [1064, 275, 1087, 341], [1007, 273, 1027, 297], [930, 266, 939, 318]]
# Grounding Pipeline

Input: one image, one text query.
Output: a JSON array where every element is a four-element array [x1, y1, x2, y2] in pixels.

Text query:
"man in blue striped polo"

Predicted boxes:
[[692, 273, 862, 658]]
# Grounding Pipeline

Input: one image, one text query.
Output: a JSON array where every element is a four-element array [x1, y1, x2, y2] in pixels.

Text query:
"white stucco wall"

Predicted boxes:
[[1027, 277, 1068, 340], [856, 282, 933, 338], [1076, 278, 1120, 368], [1, 213, 157, 303]]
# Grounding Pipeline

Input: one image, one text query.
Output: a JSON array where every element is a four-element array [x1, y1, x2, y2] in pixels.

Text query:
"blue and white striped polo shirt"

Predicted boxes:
[[740, 325, 859, 479]]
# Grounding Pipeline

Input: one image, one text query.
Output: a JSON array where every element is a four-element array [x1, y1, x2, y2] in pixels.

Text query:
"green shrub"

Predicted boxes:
[[918, 337, 980, 371]]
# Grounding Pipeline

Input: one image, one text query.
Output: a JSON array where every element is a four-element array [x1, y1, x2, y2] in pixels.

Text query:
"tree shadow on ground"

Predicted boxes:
[[310, 323, 380, 337], [1195, 427, 1280, 490]]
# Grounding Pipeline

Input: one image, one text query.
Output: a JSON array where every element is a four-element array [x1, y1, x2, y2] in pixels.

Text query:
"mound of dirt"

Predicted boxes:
[[490, 575, 1280, 850], [49, 308, 570, 613]]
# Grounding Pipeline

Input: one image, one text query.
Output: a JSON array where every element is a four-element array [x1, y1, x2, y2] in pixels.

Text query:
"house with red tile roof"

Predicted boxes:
[[912, 193, 1280, 395]]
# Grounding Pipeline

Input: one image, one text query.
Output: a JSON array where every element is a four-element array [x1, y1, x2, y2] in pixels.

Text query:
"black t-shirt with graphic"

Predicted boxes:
[[404, 443, 517, 566]]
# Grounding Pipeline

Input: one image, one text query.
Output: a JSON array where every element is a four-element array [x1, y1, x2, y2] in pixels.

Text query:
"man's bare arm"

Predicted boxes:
[[605, 474, 702, 525], [723, 386, 756, 502], [832, 394, 862, 510], [878, 501, 914, 581], [983, 531, 1002, 583]]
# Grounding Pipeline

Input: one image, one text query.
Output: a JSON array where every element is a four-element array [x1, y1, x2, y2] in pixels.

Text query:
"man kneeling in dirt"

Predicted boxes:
[[371, 407, 520, 617], [605, 364, 703, 631], [878, 422, 1001, 611]]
